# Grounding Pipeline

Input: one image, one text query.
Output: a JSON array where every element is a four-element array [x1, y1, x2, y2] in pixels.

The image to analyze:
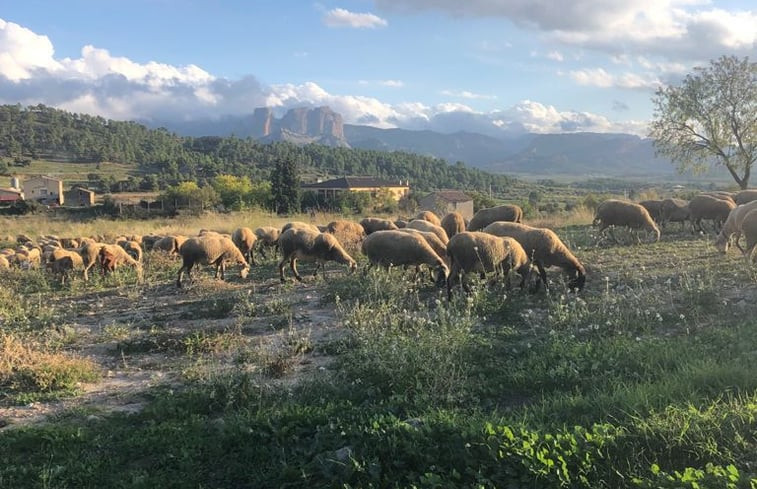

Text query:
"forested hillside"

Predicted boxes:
[[0, 104, 513, 192]]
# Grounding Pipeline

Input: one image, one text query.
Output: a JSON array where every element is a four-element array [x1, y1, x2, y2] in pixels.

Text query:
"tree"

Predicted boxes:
[[649, 55, 757, 189], [269, 159, 300, 215]]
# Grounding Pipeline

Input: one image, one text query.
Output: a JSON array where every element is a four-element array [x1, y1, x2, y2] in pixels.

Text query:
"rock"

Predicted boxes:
[[333, 446, 353, 462]]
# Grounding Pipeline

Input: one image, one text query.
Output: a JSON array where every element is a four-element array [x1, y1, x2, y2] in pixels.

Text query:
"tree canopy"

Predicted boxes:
[[649, 55, 757, 189]]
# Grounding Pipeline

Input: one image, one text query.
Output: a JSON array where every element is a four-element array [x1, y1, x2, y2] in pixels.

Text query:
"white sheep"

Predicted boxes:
[[741, 209, 757, 265], [176, 236, 250, 287], [713, 200, 757, 253], [361, 230, 449, 285], [232, 227, 258, 265], [278, 228, 357, 282]]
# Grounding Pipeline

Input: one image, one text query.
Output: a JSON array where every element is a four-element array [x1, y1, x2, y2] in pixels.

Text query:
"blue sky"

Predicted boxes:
[[0, 0, 754, 136]]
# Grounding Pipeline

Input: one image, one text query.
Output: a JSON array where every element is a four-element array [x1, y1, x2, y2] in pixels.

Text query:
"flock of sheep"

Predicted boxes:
[[2, 187, 757, 301]]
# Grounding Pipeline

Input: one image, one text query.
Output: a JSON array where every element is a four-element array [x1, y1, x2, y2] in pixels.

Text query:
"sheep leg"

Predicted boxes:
[[734, 232, 745, 253], [446, 267, 460, 301], [291, 258, 304, 282], [312, 262, 322, 278], [219, 261, 226, 280], [531, 262, 549, 293], [278, 257, 288, 282], [177, 263, 192, 287], [362, 262, 373, 277]]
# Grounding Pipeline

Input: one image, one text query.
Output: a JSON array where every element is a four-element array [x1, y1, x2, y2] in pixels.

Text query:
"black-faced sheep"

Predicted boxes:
[[278, 228, 356, 282], [446, 231, 531, 300], [441, 212, 466, 239], [593, 199, 660, 243], [361, 230, 449, 285], [394, 219, 408, 229], [483, 221, 586, 292], [713, 200, 757, 253], [734, 189, 757, 205], [359, 217, 399, 234], [254, 226, 281, 259], [414, 210, 442, 226], [688, 195, 736, 233], [118, 240, 143, 262], [177, 236, 250, 287], [467, 204, 523, 231], [232, 227, 258, 265], [406, 219, 449, 244]]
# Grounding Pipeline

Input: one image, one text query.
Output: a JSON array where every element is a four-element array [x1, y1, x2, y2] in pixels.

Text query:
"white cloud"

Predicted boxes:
[[359, 79, 404, 87], [546, 50, 564, 62], [567, 67, 662, 89], [440, 89, 497, 100], [323, 8, 388, 28], [0, 17, 645, 136]]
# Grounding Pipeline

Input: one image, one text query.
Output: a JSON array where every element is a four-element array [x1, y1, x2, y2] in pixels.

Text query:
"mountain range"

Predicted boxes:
[[149, 106, 716, 180]]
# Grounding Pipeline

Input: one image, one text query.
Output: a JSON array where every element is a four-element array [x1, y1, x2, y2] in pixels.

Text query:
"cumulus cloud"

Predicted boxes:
[[546, 50, 564, 62], [359, 79, 404, 87], [374, 0, 756, 61], [323, 8, 388, 28], [0, 17, 645, 136]]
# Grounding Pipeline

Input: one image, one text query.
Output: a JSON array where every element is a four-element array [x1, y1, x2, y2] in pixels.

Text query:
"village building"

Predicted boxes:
[[0, 187, 23, 203], [22, 176, 64, 205], [418, 190, 474, 220], [63, 186, 96, 207], [302, 176, 410, 201]]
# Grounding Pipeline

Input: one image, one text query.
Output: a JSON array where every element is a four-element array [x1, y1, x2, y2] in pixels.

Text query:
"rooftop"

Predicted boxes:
[[302, 176, 409, 189], [427, 189, 472, 203]]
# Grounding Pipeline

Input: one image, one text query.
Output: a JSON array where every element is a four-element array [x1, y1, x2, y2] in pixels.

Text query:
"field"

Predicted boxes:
[[11, 158, 138, 186], [1, 210, 757, 488]]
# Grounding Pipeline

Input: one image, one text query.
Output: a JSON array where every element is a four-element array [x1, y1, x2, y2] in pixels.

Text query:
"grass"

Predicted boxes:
[[14, 158, 137, 185], [0, 211, 757, 487]]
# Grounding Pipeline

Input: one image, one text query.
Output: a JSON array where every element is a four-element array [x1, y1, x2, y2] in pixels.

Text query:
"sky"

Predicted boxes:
[[0, 0, 754, 137]]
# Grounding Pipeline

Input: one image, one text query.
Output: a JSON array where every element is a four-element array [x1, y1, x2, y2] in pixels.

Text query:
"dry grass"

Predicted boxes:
[[0, 334, 100, 395], [526, 205, 595, 229]]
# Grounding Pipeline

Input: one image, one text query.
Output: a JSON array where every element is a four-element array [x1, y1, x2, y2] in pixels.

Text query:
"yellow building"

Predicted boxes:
[[22, 176, 64, 205], [302, 176, 410, 201]]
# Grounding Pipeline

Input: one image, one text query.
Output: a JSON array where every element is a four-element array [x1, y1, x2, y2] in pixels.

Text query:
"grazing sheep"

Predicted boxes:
[[199, 230, 232, 239], [278, 228, 356, 282], [406, 219, 449, 244], [281, 221, 320, 234], [688, 195, 736, 233], [79, 242, 105, 281], [325, 220, 365, 256], [152, 235, 188, 255], [177, 236, 250, 287], [741, 209, 757, 265], [468, 204, 523, 231], [232, 227, 258, 265], [254, 226, 281, 259], [141, 235, 163, 251], [639, 200, 663, 223], [414, 210, 442, 226], [118, 240, 143, 262], [359, 217, 399, 234], [398, 228, 449, 282], [483, 222, 586, 292], [15, 247, 42, 268], [394, 219, 408, 229], [60, 238, 80, 249], [660, 198, 690, 229], [593, 199, 660, 243], [446, 231, 531, 300], [734, 189, 757, 205], [713, 200, 757, 253], [0, 255, 9, 269], [99, 244, 143, 280], [361, 230, 449, 285], [47, 256, 78, 285], [16, 234, 33, 245], [441, 212, 466, 239], [702, 191, 735, 204]]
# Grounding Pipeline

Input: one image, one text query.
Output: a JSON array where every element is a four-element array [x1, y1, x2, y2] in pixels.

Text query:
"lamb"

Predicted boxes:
[[46, 249, 84, 285], [688, 195, 736, 233], [361, 230, 449, 285], [118, 240, 143, 262], [734, 189, 757, 205], [660, 198, 690, 229], [99, 244, 143, 280], [254, 226, 281, 258], [176, 236, 250, 287], [741, 209, 757, 265], [483, 221, 586, 292], [593, 199, 660, 243], [639, 200, 663, 223], [446, 231, 531, 300], [413, 210, 442, 226], [713, 200, 757, 253], [441, 212, 466, 239], [278, 228, 357, 282], [231, 227, 258, 265], [467, 204, 523, 231], [406, 219, 449, 244], [359, 217, 399, 234]]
